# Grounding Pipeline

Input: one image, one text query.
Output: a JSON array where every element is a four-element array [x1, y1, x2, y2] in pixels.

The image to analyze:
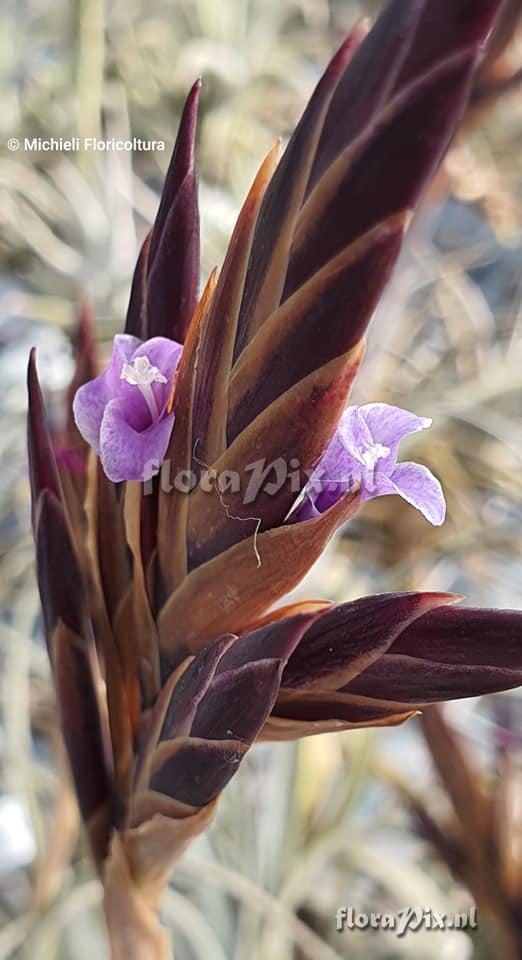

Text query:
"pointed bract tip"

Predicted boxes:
[[27, 348, 64, 512], [184, 77, 202, 124], [27, 346, 37, 379], [332, 17, 370, 70], [418, 592, 464, 610]]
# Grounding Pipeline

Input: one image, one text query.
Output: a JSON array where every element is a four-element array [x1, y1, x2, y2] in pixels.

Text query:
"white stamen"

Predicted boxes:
[[360, 442, 389, 470], [121, 355, 167, 420]]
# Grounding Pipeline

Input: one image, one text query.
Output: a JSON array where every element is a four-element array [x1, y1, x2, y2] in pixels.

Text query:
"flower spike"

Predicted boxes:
[[26, 2, 521, 955]]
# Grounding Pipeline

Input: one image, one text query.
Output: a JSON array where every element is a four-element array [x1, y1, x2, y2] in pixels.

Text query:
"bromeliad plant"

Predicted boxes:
[[27, 1, 522, 956]]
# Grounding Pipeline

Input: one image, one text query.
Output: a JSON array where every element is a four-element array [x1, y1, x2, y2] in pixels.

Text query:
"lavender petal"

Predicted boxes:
[[73, 334, 141, 451], [132, 336, 183, 413], [306, 430, 362, 514], [359, 402, 432, 472], [337, 406, 379, 464], [99, 399, 174, 482], [388, 460, 446, 526]]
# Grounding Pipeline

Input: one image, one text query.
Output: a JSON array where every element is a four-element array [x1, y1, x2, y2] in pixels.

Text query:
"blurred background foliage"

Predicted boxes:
[[0, 0, 521, 957]]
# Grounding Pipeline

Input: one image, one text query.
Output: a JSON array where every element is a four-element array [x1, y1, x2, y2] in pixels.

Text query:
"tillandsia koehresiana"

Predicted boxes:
[[27, 1, 522, 956]]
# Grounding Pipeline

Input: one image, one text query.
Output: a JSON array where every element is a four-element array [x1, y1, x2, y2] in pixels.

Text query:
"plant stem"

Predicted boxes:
[[103, 835, 172, 960]]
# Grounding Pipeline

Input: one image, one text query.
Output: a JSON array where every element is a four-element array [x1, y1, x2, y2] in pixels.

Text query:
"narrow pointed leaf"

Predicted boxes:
[[391, 0, 504, 91], [149, 80, 201, 266], [307, 0, 424, 192], [286, 51, 479, 295], [281, 592, 454, 691], [191, 143, 280, 467], [27, 350, 62, 517], [52, 620, 114, 865], [228, 215, 405, 438], [346, 606, 522, 701], [273, 689, 420, 726], [233, 30, 363, 357], [261, 702, 417, 741], [124, 80, 201, 342], [146, 80, 201, 341], [35, 491, 85, 641]]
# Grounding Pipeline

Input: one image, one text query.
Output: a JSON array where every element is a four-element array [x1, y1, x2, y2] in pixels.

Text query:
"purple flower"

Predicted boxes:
[[294, 403, 446, 526], [73, 334, 182, 482]]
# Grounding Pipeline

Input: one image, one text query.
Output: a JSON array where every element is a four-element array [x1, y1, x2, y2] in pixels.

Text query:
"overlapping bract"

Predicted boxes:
[[27, 0, 522, 924]]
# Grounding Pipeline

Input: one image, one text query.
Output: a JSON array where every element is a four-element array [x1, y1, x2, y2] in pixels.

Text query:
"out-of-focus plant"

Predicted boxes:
[[26, 1, 522, 956], [428, 0, 522, 232], [404, 703, 522, 960]]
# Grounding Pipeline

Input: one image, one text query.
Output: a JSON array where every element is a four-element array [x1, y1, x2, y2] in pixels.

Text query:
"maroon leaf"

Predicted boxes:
[[228, 216, 405, 439], [190, 659, 283, 743], [52, 619, 114, 865], [149, 654, 290, 805], [146, 172, 200, 342], [346, 606, 522, 702], [35, 491, 85, 642], [285, 50, 479, 296], [273, 690, 417, 727], [125, 80, 201, 342], [190, 143, 280, 468], [391, 0, 504, 92], [160, 634, 236, 740], [281, 592, 453, 691], [146, 80, 200, 342], [149, 80, 200, 266], [256, 595, 522, 738], [27, 350, 62, 519], [216, 610, 322, 674], [307, 0, 424, 192], [232, 28, 363, 358], [149, 738, 246, 807]]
